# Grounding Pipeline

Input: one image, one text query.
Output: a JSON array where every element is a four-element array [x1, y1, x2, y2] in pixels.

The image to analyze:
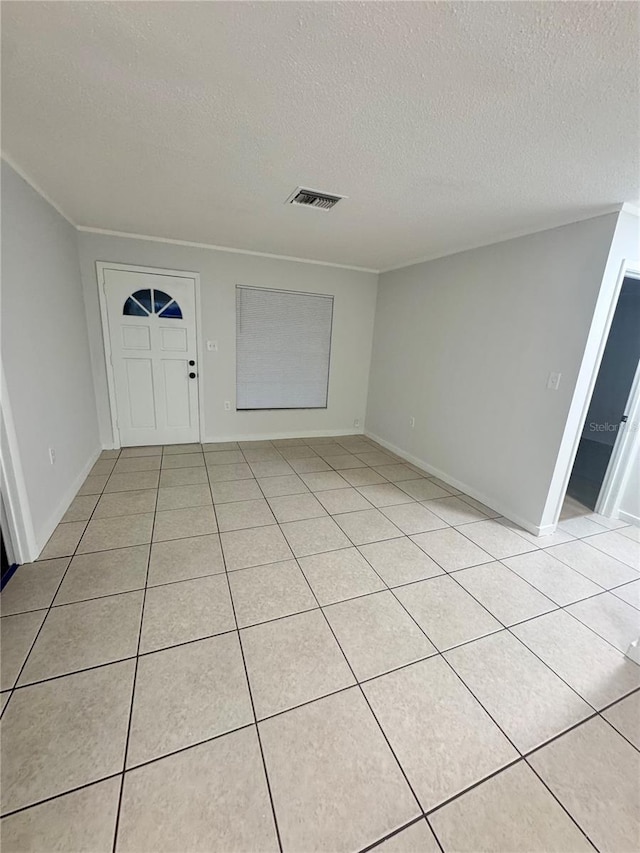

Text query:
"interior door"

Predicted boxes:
[[567, 277, 640, 509], [103, 268, 200, 446]]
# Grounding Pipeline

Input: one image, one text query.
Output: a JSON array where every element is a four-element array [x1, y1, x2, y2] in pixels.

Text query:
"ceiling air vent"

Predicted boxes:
[[286, 187, 345, 211]]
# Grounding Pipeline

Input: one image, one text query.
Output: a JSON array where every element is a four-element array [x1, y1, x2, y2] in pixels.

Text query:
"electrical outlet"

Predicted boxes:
[[409, 417, 415, 428], [547, 372, 562, 391], [207, 340, 218, 352], [224, 401, 231, 411], [49, 447, 56, 465], [353, 418, 361, 428]]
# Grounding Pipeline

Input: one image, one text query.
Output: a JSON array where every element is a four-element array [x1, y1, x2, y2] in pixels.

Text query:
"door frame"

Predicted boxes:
[[547, 258, 640, 528], [595, 275, 640, 518], [0, 368, 37, 564], [96, 262, 205, 448]]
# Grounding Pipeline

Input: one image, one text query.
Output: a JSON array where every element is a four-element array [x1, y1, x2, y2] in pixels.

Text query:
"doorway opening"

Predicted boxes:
[[564, 274, 640, 519], [0, 492, 19, 588]]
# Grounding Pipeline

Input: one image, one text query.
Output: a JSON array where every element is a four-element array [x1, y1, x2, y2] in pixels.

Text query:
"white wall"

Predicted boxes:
[[1, 161, 100, 560], [366, 213, 624, 533], [76, 233, 378, 445]]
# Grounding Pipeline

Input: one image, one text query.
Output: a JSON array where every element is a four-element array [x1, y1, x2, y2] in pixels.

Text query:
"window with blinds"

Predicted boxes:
[[236, 285, 334, 410]]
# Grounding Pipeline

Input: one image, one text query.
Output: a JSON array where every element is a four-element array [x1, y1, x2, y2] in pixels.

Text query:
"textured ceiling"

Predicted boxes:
[[2, 1, 638, 270]]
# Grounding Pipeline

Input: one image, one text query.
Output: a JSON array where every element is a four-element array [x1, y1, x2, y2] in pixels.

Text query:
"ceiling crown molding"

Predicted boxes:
[[1, 152, 77, 227], [379, 206, 630, 274], [75, 226, 379, 273], [4, 152, 634, 276], [2, 153, 378, 272]]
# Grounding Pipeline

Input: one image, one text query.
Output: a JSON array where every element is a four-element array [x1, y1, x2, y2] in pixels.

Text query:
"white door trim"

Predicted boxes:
[[96, 262, 204, 448], [544, 257, 640, 529], [0, 369, 38, 564], [596, 273, 640, 518]]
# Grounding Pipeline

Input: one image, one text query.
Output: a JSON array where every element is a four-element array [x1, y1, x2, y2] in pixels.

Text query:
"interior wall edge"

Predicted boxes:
[[33, 446, 102, 560], [618, 509, 640, 527], [77, 226, 379, 275], [0, 374, 38, 564], [364, 429, 555, 537], [366, 212, 627, 537], [540, 210, 640, 529], [0, 151, 77, 228], [201, 428, 365, 444], [377, 204, 626, 274], [1, 160, 102, 563]]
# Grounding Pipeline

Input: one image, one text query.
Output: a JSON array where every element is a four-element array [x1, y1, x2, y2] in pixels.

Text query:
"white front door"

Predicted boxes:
[[102, 268, 200, 446]]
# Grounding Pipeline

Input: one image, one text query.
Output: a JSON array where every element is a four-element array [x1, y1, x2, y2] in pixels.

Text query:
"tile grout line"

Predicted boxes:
[[331, 519, 608, 852], [521, 758, 600, 852], [591, 692, 640, 756], [1, 648, 632, 813], [0, 772, 125, 822], [243, 447, 438, 848], [391, 543, 640, 727], [41, 499, 637, 576], [424, 815, 446, 853], [0, 618, 517, 699], [5, 516, 634, 816], [1, 448, 124, 718], [6, 457, 637, 696], [255, 478, 430, 841], [4, 675, 636, 826], [5, 536, 636, 621], [338, 520, 614, 723], [5, 468, 637, 696], [391, 570, 639, 839], [110, 467, 159, 853], [0, 544, 540, 695], [2, 441, 637, 842], [384, 525, 640, 662], [521, 685, 640, 760], [16, 620, 639, 729], [284, 514, 556, 851], [357, 815, 438, 853], [9, 604, 640, 740], [207, 450, 285, 853], [420, 755, 527, 819], [558, 594, 640, 654], [522, 539, 639, 591]]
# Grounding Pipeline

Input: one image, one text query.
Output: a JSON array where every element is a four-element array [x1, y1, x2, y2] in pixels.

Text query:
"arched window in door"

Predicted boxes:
[[123, 288, 183, 319]]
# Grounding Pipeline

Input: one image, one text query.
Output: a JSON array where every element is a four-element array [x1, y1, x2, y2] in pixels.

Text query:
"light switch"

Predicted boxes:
[[207, 340, 218, 352], [547, 372, 562, 391]]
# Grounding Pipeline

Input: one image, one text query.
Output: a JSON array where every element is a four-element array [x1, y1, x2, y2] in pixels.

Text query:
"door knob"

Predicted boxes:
[[189, 360, 195, 366], [189, 372, 197, 379]]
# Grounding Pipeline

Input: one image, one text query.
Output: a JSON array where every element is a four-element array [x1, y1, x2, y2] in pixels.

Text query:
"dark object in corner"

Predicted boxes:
[[1, 529, 18, 591]]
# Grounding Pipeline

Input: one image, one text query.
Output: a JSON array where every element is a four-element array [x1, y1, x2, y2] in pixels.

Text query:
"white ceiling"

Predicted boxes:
[[2, 1, 638, 271]]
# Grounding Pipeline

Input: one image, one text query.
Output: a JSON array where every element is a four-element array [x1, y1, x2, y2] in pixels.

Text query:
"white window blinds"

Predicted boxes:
[[236, 286, 334, 409]]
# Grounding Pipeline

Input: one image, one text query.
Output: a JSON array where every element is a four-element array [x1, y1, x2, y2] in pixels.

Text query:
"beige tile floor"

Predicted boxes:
[[1, 435, 639, 852]]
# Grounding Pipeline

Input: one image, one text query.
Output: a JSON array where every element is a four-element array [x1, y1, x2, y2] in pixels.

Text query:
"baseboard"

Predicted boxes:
[[535, 522, 560, 536], [202, 428, 365, 443], [108, 428, 367, 450], [618, 509, 640, 527], [365, 430, 548, 537], [34, 446, 102, 560]]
